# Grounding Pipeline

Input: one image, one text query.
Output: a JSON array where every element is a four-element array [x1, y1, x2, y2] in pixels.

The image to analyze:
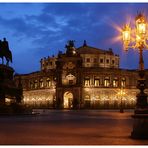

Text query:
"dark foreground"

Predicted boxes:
[[0, 110, 148, 145]]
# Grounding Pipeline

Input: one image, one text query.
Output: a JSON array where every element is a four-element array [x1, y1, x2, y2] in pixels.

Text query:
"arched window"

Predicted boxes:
[[113, 77, 118, 87], [94, 77, 100, 87], [34, 80, 38, 89], [84, 77, 90, 86], [66, 74, 76, 85], [39, 79, 44, 88], [46, 78, 51, 87], [121, 77, 126, 88], [30, 81, 33, 89], [104, 77, 110, 87]]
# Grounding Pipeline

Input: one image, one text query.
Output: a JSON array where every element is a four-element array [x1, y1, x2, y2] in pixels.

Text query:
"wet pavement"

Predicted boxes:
[[0, 109, 148, 145]]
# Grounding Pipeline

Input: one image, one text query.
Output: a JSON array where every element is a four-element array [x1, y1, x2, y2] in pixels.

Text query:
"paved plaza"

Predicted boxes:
[[0, 110, 148, 145]]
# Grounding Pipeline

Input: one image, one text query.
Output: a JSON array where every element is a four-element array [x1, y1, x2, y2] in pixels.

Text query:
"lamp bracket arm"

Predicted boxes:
[[143, 40, 148, 49], [127, 45, 136, 49]]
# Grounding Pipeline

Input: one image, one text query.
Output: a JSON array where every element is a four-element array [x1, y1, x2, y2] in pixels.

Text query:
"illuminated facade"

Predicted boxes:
[[14, 41, 148, 109]]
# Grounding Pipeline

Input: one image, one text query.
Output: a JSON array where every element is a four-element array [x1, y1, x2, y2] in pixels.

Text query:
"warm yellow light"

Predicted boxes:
[[136, 13, 146, 35], [91, 96, 96, 101], [136, 35, 141, 42], [137, 22, 146, 35], [5, 98, 11, 103], [123, 31, 130, 41], [122, 24, 131, 43], [118, 89, 125, 96], [139, 23, 146, 34]]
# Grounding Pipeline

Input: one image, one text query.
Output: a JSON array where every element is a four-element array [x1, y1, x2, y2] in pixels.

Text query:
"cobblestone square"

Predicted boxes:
[[0, 110, 148, 145]]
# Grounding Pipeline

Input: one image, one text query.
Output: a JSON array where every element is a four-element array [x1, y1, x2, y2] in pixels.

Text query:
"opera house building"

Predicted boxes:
[[14, 40, 148, 109]]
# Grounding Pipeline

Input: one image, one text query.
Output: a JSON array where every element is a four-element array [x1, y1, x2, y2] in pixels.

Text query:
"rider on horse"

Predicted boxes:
[[0, 38, 12, 66]]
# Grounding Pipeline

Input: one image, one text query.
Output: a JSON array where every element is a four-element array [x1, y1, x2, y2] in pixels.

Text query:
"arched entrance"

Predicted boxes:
[[63, 91, 73, 109]]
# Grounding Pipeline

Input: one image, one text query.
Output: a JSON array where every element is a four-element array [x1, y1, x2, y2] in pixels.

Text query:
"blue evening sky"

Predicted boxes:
[[0, 3, 148, 74]]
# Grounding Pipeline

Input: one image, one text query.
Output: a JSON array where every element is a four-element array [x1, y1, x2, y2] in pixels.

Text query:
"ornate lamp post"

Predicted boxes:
[[121, 12, 148, 139]]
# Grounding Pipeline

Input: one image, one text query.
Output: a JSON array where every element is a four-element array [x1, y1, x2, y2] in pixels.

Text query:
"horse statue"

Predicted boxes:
[[0, 38, 12, 66]]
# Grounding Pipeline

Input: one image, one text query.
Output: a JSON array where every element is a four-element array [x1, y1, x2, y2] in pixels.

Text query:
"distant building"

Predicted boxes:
[[14, 40, 148, 109]]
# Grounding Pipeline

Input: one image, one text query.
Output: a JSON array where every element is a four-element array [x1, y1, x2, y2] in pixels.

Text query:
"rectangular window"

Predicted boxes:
[[94, 58, 97, 63], [86, 58, 90, 63], [106, 59, 109, 64], [100, 59, 103, 63], [112, 60, 115, 64]]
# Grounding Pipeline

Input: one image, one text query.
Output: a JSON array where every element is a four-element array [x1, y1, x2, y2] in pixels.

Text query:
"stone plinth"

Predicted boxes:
[[0, 64, 22, 105]]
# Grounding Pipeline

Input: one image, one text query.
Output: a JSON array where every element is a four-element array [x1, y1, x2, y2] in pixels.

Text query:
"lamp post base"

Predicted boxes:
[[120, 108, 124, 113], [131, 91, 148, 139], [131, 113, 148, 139]]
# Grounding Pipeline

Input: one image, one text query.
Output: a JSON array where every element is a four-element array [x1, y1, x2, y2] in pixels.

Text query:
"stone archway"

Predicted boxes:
[[63, 91, 73, 109]]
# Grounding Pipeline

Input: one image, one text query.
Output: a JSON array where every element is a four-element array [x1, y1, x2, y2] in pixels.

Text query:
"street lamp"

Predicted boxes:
[[121, 12, 148, 139], [118, 89, 125, 113]]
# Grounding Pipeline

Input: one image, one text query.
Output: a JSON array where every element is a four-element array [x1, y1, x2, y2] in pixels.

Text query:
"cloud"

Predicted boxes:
[[0, 3, 148, 73]]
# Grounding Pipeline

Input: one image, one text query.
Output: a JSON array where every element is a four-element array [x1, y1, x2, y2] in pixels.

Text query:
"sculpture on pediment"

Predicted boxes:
[[65, 40, 77, 56]]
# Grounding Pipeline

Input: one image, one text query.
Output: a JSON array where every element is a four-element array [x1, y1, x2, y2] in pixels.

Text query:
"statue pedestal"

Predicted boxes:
[[0, 64, 23, 113], [131, 111, 148, 139]]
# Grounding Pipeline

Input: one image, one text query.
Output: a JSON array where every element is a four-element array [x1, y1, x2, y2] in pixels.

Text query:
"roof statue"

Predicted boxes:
[[0, 38, 12, 66], [65, 40, 77, 56], [65, 40, 75, 48]]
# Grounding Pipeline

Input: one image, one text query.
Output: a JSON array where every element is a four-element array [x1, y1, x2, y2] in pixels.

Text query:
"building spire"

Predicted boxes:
[[83, 40, 87, 47]]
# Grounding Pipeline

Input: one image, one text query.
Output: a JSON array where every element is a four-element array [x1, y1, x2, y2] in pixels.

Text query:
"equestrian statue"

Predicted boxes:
[[0, 38, 12, 66]]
